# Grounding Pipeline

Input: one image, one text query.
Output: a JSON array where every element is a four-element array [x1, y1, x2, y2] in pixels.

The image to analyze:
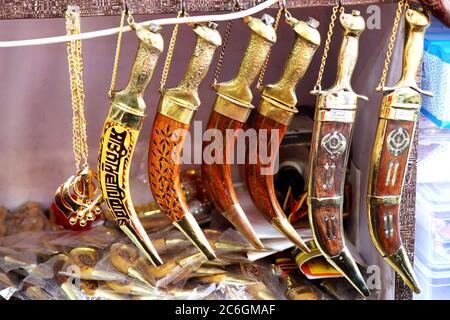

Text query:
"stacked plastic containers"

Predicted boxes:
[[414, 18, 450, 300]]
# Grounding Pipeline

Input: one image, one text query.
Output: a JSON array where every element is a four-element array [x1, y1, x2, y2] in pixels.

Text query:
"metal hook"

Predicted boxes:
[[179, 0, 187, 15], [119, 0, 130, 15], [233, 0, 241, 11]]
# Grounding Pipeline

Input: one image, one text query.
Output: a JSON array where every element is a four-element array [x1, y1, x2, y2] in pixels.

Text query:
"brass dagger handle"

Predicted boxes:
[[176, 25, 222, 101], [330, 11, 365, 92], [214, 16, 277, 106], [262, 17, 321, 112], [160, 23, 222, 122], [231, 31, 271, 90], [395, 8, 431, 90], [111, 24, 164, 116]]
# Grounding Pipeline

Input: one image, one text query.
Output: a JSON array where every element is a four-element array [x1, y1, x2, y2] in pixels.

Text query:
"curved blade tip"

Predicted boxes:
[[120, 220, 163, 267], [223, 204, 264, 250], [328, 248, 371, 297], [385, 246, 421, 294], [174, 211, 217, 260], [271, 217, 310, 253]]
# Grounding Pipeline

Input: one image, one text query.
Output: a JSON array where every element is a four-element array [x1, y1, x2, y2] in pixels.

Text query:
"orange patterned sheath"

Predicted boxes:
[[307, 11, 370, 297], [367, 7, 431, 294], [148, 23, 221, 260], [202, 15, 277, 249], [245, 17, 321, 253]]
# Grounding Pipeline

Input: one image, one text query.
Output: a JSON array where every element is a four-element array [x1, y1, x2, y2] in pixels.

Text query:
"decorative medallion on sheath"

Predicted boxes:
[[321, 131, 347, 159], [386, 127, 410, 156]]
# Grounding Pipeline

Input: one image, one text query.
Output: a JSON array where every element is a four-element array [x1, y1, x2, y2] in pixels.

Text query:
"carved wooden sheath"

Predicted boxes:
[[244, 17, 321, 253], [367, 7, 431, 294], [307, 11, 370, 297], [148, 23, 221, 260], [201, 15, 277, 249], [98, 24, 164, 267]]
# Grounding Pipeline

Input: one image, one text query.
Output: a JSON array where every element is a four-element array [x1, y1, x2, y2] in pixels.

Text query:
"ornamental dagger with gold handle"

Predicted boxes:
[[244, 16, 321, 253], [148, 22, 222, 260], [367, 6, 431, 294], [201, 15, 277, 250], [98, 23, 164, 267], [308, 10, 370, 297]]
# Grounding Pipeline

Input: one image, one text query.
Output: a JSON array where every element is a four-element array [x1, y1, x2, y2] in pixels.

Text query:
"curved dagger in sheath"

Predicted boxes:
[[307, 11, 370, 297], [98, 24, 164, 266], [148, 23, 222, 260], [244, 17, 321, 253], [367, 7, 431, 294], [201, 15, 277, 250]]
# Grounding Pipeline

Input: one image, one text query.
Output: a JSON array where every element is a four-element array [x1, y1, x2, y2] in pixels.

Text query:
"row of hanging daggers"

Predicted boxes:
[[52, 0, 433, 297]]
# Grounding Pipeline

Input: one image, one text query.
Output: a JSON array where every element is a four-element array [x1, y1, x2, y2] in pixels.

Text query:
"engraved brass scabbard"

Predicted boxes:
[[148, 23, 221, 260], [367, 7, 431, 294], [201, 15, 277, 250], [98, 24, 164, 267], [245, 17, 321, 253], [307, 11, 370, 297]]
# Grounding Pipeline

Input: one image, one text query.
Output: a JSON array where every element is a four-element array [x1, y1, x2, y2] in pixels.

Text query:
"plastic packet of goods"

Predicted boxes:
[[20, 253, 69, 300], [0, 231, 61, 256], [0, 271, 19, 300], [155, 249, 208, 289], [48, 226, 120, 250], [0, 246, 37, 273], [58, 247, 128, 283]]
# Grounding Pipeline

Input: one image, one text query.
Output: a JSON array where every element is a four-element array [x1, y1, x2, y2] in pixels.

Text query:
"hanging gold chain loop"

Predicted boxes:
[[212, 0, 241, 85], [376, 0, 409, 91], [160, 9, 188, 90], [108, 9, 127, 99], [65, 6, 89, 171], [312, 3, 344, 94], [256, 2, 286, 90]]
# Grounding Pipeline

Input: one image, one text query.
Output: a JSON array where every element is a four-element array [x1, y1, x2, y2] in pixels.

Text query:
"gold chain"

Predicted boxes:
[[376, 0, 409, 91], [312, 4, 344, 93], [256, 5, 286, 90], [212, 1, 241, 85], [109, 9, 127, 98], [160, 10, 187, 90], [65, 7, 89, 171]]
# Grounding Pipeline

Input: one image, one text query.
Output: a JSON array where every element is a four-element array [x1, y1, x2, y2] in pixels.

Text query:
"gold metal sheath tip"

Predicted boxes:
[[223, 204, 264, 250], [272, 217, 310, 253], [120, 217, 163, 267], [328, 248, 370, 297], [173, 211, 217, 260], [384, 246, 421, 294]]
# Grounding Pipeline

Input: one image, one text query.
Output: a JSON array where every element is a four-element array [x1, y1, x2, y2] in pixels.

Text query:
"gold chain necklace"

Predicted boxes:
[[54, 5, 103, 228]]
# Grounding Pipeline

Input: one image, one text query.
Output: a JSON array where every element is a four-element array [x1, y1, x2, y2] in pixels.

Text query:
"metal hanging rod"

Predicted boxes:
[[0, 0, 394, 20], [0, 0, 281, 48]]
